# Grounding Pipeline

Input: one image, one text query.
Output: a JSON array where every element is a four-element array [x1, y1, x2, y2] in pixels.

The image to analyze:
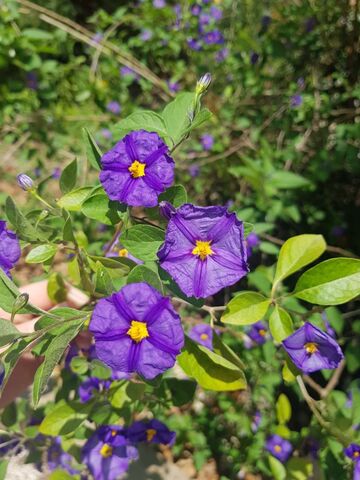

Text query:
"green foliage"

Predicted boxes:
[[221, 291, 270, 325], [121, 225, 164, 261], [269, 305, 294, 342]]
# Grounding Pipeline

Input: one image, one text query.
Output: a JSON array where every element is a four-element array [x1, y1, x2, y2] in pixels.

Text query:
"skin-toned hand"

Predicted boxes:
[[0, 280, 89, 408]]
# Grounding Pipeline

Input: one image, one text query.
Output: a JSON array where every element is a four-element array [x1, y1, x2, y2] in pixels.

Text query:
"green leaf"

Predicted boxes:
[[243, 222, 254, 237], [269, 455, 287, 480], [276, 393, 292, 424], [126, 382, 146, 401], [94, 262, 115, 295], [269, 306, 293, 342], [0, 460, 9, 480], [121, 225, 165, 261], [32, 319, 85, 406], [114, 111, 169, 143], [26, 244, 57, 264], [22, 28, 53, 40], [127, 265, 163, 292], [47, 272, 67, 303], [270, 171, 311, 189], [57, 187, 93, 212], [0, 318, 21, 347], [38, 401, 88, 436], [158, 184, 187, 207], [164, 378, 197, 406], [294, 258, 360, 305], [60, 159, 77, 194], [48, 470, 74, 480], [162, 92, 194, 144], [182, 108, 212, 135], [70, 356, 88, 375], [88, 255, 132, 274], [177, 336, 247, 391], [90, 359, 112, 379], [82, 127, 102, 170], [212, 331, 245, 370], [287, 458, 313, 480], [273, 234, 326, 291], [221, 291, 271, 325], [5, 196, 45, 242], [0, 268, 44, 315], [0, 338, 34, 394], [81, 193, 120, 225]]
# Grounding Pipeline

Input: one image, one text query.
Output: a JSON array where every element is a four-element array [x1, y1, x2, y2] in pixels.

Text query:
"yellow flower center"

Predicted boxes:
[[200, 333, 209, 340], [304, 342, 318, 354], [274, 445, 282, 453], [192, 240, 213, 260], [100, 443, 113, 458], [354, 451, 360, 458], [146, 429, 157, 442], [259, 329, 266, 337], [128, 160, 146, 178], [118, 248, 128, 257], [127, 320, 149, 343], [111, 430, 117, 436]]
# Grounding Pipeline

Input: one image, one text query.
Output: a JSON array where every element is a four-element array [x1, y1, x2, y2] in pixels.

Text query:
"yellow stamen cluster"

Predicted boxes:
[[100, 444, 113, 458], [200, 333, 209, 341], [274, 445, 282, 453], [354, 451, 360, 458], [192, 240, 213, 260], [118, 248, 129, 257], [128, 160, 146, 178], [259, 329, 266, 337], [146, 429, 157, 442], [127, 320, 149, 343], [304, 342, 318, 354]]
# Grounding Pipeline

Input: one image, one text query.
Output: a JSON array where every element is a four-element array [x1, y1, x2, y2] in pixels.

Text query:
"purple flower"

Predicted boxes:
[[167, 80, 180, 93], [120, 66, 139, 80], [100, 129, 113, 140], [188, 164, 200, 178], [127, 419, 175, 445], [153, 0, 165, 8], [210, 6, 222, 21], [106, 101, 121, 115], [282, 322, 344, 373], [290, 94, 303, 108], [199, 13, 211, 26], [78, 377, 110, 403], [215, 47, 229, 62], [246, 232, 260, 256], [17, 173, 34, 191], [90, 283, 184, 380], [345, 444, 360, 462], [91, 32, 103, 44], [248, 321, 268, 345], [52, 167, 61, 179], [251, 411, 262, 432], [321, 312, 336, 338], [0, 221, 21, 277], [82, 426, 138, 480], [250, 51, 259, 65], [200, 133, 214, 151], [100, 130, 175, 207], [158, 204, 249, 298], [140, 29, 153, 41], [191, 4, 201, 15], [48, 438, 79, 475], [187, 37, 202, 51], [26, 72, 38, 90], [266, 435, 292, 462], [188, 324, 214, 349], [203, 29, 224, 45]]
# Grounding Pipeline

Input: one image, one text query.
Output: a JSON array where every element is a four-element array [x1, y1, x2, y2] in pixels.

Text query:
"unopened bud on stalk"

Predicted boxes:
[[195, 73, 212, 95], [17, 173, 34, 192]]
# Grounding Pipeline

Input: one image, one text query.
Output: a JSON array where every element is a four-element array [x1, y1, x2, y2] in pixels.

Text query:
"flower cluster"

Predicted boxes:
[[186, 2, 225, 56]]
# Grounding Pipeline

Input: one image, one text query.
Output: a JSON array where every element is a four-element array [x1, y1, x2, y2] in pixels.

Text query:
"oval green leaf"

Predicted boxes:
[[121, 225, 165, 261], [269, 305, 293, 342], [26, 244, 57, 264], [221, 291, 271, 325]]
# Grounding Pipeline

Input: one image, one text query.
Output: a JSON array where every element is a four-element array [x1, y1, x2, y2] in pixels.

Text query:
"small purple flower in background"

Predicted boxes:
[[34, 167, 41, 178], [282, 322, 344, 373], [187, 37, 202, 51], [210, 6, 222, 21], [191, 4, 201, 16], [100, 128, 113, 140], [266, 435, 292, 462], [106, 101, 121, 115], [188, 324, 214, 350], [200, 133, 214, 151], [345, 444, 360, 462], [100, 130, 175, 207], [48, 438, 79, 475], [127, 419, 175, 446], [250, 51, 259, 65], [153, 0, 165, 8], [26, 72, 38, 90], [167, 80, 180, 94], [251, 411, 262, 432], [91, 32, 103, 44], [199, 12, 211, 26], [120, 66, 139, 80], [304, 17, 317, 33], [261, 14, 271, 29], [0, 221, 21, 277], [90, 283, 184, 379], [140, 29, 153, 41], [82, 426, 138, 480], [290, 94, 303, 108], [52, 167, 61, 179], [188, 164, 200, 178], [215, 47, 229, 62], [158, 203, 249, 298], [203, 29, 224, 45], [78, 377, 110, 403], [248, 321, 268, 345], [246, 232, 260, 256]]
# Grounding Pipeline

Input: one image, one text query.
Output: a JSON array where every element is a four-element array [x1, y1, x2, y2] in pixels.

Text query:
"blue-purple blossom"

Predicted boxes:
[[345, 444, 360, 462], [188, 324, 214, 350], [188, 164, 200, 178], [191, 4, 201, 15], [200, 133, 214, 151], [106, 101, 121, 115], [167, 80, 180, 93], [99, 130, 175, 207], [251, 411, 262, 432], [246, 232, 260, 256], [321, 312, 336, 338], [78, 377, 110, 403], [120, 66, 139, 80], [203, 29, 224, 45], [140, 29, 153, 41], [82, 426, 138, 480], [215, 47, 229, 62], [90, 283, 184, 379], [266, 435, 292, 462], [248, 321, 268, 345], [199, 12, 211, 26], [282, 322, 344, 373], [91, 33, 103, 44], [187, 37, 202, 51], [209, 6, 222, 21], [0, 221, 21, 277], [100, 129, 113, 140], [17, 173, 34, 191], [48, 438, 79, 475], [153, 0, 165, 8], [52, 167, 61, 179], [127, 419, 175, 445], [290, 94, 303, 108], [26, 72, 38, 90], [158, 203, 249, 298]]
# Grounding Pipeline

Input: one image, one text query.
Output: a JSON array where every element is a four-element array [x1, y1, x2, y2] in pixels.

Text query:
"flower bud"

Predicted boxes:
[[159, 201, 176, 220], [17, 173, 34, 191], [196, 72, 212, 95]]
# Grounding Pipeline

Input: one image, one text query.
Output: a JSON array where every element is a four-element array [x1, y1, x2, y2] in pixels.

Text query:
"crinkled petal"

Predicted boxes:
[[94, 336, 133, 372], [90, 297, 131, 336], [136, 340, 178, 379]]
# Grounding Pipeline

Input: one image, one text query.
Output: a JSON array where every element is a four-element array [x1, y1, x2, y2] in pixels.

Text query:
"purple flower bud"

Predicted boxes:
[[52, 167, 61, 179], [188, 164, 200, 177], [187, 37, 202, 51], [250, 51, 259, 65], [159, 201, 176, 220], [106, 101, 121, 115], [251, 411, 262, 432], [140, 29, 153, 41], [297, 77, 305, 90], [246, 232, 260, 256], [26, 72, 38, 90], [290, 94, 303, 108], [17, 173, 34, 191], [215, 47, 229, 62], [153, 0, 165, 8], [167, 80, 180, 93], [196, 72, 212, 94], [203, 29, 224, 45], [200, 133, 214, 151], [191, 4, 201, 16], [100, 128, 113, 140]]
